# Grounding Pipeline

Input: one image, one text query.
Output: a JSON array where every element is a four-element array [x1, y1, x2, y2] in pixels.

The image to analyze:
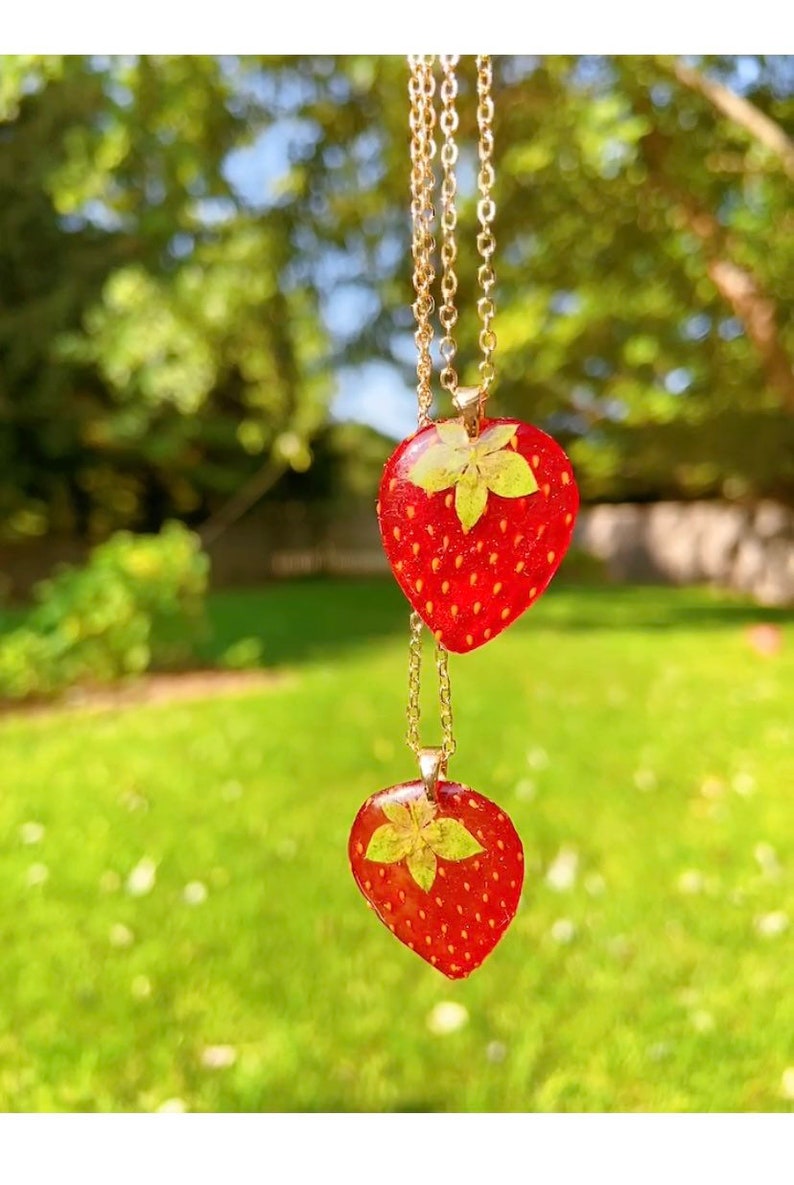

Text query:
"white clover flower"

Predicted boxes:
[[109, 923, 134, 949], [426, 1001, 469, 1035], [126, 857, 157, 897], [183, 881, 208, 906], [755, 911, 789, 938], [550, 918, 576, 944], [526, 747, 549, 770], [545, 847, 579, 892], [19, 822, 45, 845], [131, 975, 152, 1000], [99, 870, 121, 893], [584, 873, 606, 897], [677, 870, 705, 895], [690, 1010, 715, 1033], [201, 1045, 237, 1069]]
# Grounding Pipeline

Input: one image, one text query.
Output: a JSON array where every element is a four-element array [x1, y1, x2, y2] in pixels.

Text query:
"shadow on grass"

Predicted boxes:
[[203, 578, 410, 667], [202, 577, 793, 669], [537, 584, 794, 632]]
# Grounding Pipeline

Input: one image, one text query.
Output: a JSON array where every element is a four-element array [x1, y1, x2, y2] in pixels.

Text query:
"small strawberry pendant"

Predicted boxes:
[[378, 417, 579, 653], [349, 775, 524, 978]]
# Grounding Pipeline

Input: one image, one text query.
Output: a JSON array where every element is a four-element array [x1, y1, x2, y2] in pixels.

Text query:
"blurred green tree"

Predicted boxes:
[[0, 56, 331, 541], [269, 55, 794, 503], [0, 54, 792, 544]]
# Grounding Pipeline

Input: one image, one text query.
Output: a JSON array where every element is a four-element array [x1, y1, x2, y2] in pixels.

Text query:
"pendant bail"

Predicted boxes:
[[452, 385, 486, 438], [418, 746, 445, 801]]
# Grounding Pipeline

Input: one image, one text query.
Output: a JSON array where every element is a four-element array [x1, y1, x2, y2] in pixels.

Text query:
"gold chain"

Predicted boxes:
[[404, 55, 497, 767], [475, 54, 497, 391], [408, 55, 437, 429], [410, 54, 497, 414], [406, 56, 456, 766], [438, 54, 460, 396], [406, 612, 456, 763]]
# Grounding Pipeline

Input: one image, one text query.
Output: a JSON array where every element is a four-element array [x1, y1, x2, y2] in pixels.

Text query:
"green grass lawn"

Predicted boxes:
[[0, 578, 792, 1112]]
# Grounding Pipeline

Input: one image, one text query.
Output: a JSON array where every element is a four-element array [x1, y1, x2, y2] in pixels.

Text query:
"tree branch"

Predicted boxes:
[[706, 257, 794, 411], [635, 116, 794, 413], [665, 58, 794, 182], [199, 459, 286, 549]]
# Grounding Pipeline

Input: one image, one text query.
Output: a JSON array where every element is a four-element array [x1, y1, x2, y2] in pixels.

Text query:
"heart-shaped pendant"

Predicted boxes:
[[349, 776, 524, 978], [377, 417, 578, 653]]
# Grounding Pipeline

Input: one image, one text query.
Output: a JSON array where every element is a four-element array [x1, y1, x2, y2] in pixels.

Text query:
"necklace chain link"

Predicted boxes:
[[404, 54, 496, 764], [438, 54, 460, 396], [406, 610, 456, 763], [475, 54, 497, 390], [408, 55, 437, 429]]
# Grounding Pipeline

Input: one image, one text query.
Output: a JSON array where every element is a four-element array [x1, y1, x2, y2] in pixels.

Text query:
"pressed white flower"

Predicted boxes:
[[126, 857, 157, 897], [158, 1098, 188, 1113], [780, 1068, 794, 1102], [26, 863, 49, 887], [426, 1001, 469, 1035]]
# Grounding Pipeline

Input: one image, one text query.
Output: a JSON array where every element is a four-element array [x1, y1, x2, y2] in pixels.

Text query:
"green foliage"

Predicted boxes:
[[263, 55, 794, 502], [0, 579, 791, 1110], [0, 55, 792, 538], [277, 422, 394, 504], [0, 522, 209, 699], [219, 636, 264, 670], [0, 56, 331, 540]]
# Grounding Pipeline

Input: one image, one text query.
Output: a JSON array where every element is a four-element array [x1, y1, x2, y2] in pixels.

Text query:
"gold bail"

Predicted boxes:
[[452, 386, 486, 438], [418, 747, 445, 800]]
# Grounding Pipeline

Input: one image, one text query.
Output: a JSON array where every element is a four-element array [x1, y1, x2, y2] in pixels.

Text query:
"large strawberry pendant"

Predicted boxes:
[[377, 417, 579, 653], [349, 778, 524, 979]]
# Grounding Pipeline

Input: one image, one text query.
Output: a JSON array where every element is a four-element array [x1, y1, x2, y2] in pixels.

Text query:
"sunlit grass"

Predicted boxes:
[[0, 579, 792, 1111]]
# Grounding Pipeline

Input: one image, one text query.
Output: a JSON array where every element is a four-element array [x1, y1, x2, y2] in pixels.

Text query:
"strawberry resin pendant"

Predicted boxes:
[[349, 771, 524, 978], [378, 417, 578, 653]]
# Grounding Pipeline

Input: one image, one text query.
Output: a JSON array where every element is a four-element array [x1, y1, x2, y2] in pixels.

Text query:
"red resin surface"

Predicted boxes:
[[378, 418, 579, 652], [349, 779, 524, 979]]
